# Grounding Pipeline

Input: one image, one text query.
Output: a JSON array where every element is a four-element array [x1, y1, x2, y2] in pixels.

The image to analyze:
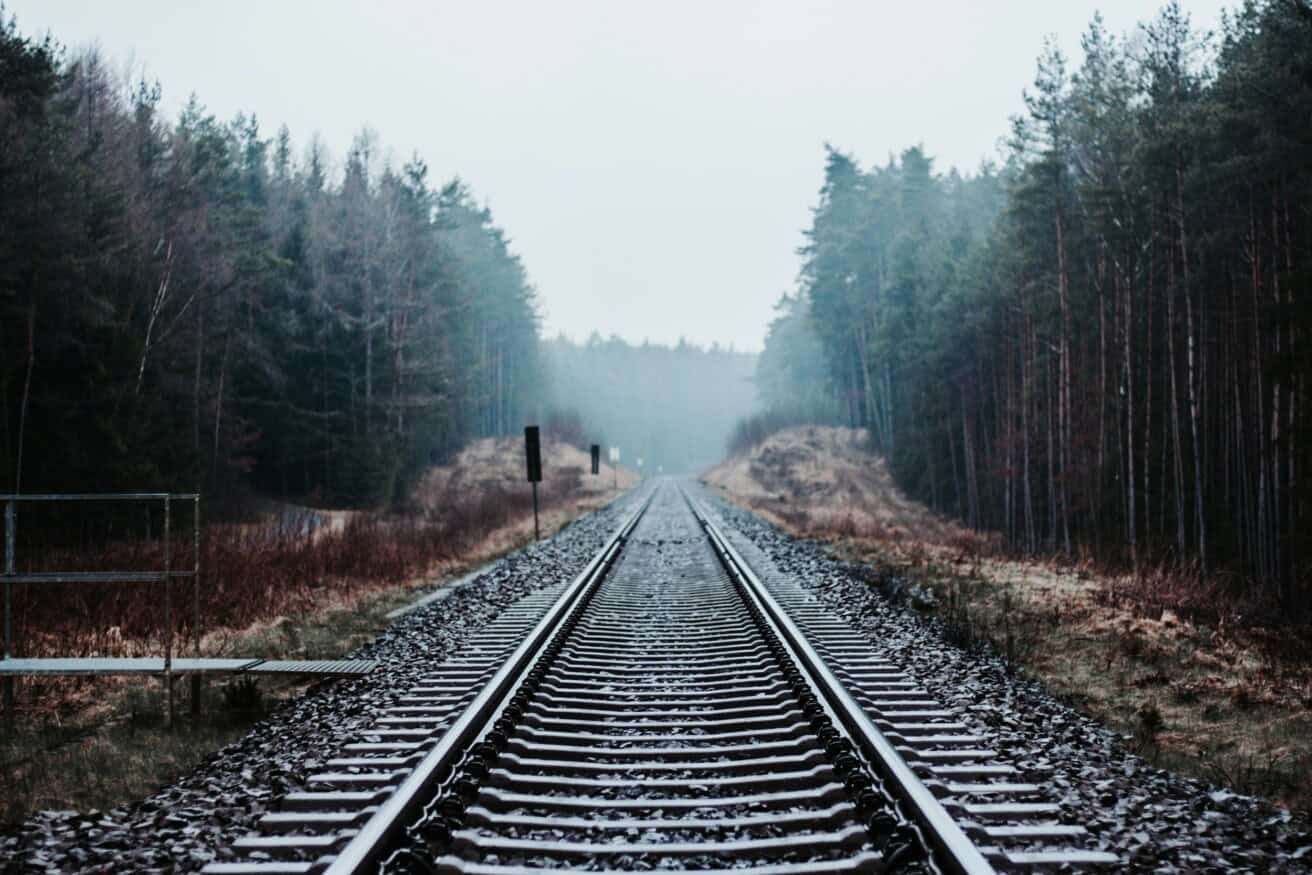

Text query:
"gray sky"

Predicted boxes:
[[10, 0, 1222, 352]]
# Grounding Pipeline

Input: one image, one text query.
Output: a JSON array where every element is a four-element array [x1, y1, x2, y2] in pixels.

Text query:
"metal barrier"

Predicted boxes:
[[1, 493, 201, 728]]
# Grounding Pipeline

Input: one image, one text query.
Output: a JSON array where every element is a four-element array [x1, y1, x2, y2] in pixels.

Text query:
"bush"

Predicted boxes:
[[727, 411, 804, 455], [221, 677, 265, 717], [3, 467, 591, 670]]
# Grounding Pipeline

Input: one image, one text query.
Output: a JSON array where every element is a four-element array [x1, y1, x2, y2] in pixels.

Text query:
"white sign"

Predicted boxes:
[[608, 447, 620, 463]]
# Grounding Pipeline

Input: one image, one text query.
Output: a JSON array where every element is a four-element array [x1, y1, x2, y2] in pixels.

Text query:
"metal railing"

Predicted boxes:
[[1, 493, 201, 728]]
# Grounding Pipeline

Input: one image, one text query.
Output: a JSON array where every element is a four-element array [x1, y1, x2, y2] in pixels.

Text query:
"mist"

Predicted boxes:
[[544, 336, 758, 474]]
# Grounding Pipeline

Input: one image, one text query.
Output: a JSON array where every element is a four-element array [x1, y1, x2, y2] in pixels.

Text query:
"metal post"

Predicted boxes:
[[163, 496, 172, 729], [531, 482, 540, 542], [3, 500, 14, 729], [191, 495, 201, 718]]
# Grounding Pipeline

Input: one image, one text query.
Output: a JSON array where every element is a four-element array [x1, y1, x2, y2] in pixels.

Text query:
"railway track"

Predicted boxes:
[[205, 483, 1116, 874]]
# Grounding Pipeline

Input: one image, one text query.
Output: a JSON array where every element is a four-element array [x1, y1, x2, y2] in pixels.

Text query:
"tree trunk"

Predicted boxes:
[[1023, 312, 1036, 553], [193, 300, 204, 458], [211, 331, 231, 485], [1180, 160, 1205, 569], [1165, 208, 1187, 558], [1123, 258, 1137, 567], [962, 390, 981, 530], [1055, 204, 1073, 555], [13, 299, 37, 493]]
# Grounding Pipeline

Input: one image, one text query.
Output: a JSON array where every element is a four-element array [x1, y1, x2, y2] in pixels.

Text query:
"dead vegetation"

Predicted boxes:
[[0, 576, 430, 827], [0, 436, 635, 825], [705, 425, 1312, 813], [7, 437, 630, 667], [707, 425, 998, 553]]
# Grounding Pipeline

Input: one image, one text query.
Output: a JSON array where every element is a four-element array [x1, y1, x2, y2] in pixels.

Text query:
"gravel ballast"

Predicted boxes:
[[699, 487, 1312, 874], [0, 492, 642, 874], [4, 481, 1310, 873]]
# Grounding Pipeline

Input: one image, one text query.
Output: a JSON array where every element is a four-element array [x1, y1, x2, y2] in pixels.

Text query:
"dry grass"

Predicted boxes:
[[705, 425, 1312, 813], [6, 438, 632, 666], [705, 425, 997, 553], [0, 436, 636, 825], [0, 581, 414, 826], [3, 712, 252, 823], [410, 435, 636, 555]]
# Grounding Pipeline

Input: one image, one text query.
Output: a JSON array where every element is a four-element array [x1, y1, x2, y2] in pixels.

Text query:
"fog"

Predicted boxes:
[[8, 0, 1222, 354], [545, 337, 758, 474]]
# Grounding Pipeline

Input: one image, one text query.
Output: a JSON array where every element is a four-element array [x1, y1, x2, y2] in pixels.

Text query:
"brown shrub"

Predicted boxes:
[[4, 471, 589, 663]]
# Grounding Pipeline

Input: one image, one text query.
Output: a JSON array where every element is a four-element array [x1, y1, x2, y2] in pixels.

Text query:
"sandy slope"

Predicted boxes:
[[704, 425, 985, 550]]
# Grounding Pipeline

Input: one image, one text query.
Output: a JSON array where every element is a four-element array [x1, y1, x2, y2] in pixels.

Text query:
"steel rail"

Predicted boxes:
[[684, 490, 996, 875], [321, 490, 655, 875]]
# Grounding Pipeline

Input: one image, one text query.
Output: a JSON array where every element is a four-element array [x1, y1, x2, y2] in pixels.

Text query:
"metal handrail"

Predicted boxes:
[[2, 492, 202, 728], [3, 571, 196, 584]]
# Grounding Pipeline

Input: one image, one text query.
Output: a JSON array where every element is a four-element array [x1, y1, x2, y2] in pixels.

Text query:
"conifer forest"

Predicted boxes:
[[759, 1, 1312, 612], [0, 17, 541, 509], [3, 0, 1312, 609]]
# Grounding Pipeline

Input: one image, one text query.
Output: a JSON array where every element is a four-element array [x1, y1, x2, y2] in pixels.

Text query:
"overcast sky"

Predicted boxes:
[[10, 0, 1222, 352]]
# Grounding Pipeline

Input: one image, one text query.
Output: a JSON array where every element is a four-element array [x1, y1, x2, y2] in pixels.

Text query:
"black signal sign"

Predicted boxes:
[[525, 426, 542, 482], [590, 444, 600, 475]]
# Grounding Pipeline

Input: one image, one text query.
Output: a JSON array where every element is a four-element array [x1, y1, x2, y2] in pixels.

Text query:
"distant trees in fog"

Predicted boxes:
[[544, 335, 757, 473], [0, 16, 539, 507], [761, 1, 1311, 607]]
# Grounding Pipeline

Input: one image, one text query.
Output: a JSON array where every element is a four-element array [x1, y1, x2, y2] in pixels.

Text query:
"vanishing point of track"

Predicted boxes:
[[205, 482, 1117, 874]]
